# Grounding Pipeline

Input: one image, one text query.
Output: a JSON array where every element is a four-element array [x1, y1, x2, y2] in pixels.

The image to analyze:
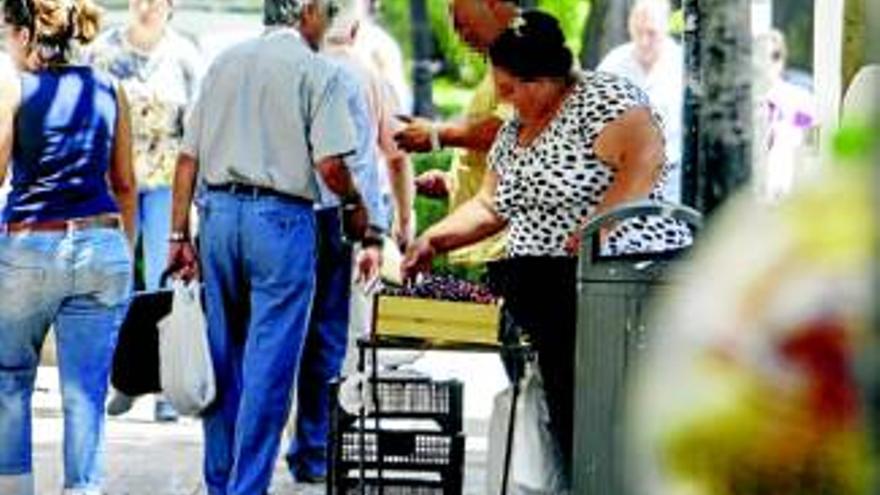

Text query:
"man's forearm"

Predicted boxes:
[[171, 153, 199, 237], [439, 116, 503, 152], [388, 154, 414, 227], [316, 155, 360, 200]]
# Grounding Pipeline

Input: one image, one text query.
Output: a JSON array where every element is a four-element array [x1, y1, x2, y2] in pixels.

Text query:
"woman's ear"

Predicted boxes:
[[15, 26, 32, 47]]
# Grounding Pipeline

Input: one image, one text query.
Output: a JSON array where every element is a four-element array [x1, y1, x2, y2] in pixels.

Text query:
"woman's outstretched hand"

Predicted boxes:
[[401, 237, 436, 282]]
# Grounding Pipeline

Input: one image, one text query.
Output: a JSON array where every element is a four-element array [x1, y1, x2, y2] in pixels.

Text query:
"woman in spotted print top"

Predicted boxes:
[[402, 10, 690, 483]]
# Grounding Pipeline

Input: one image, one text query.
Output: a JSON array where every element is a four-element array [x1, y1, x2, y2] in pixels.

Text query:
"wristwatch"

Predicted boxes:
[[169, 231, 189, 243]]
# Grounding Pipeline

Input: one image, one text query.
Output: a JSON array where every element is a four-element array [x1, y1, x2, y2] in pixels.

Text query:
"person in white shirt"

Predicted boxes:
[[598, 0, 683, 202]]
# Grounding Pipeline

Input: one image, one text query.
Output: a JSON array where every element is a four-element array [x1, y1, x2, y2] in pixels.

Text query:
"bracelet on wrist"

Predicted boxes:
[[429, 125, 442, 152], [169, 231, 189, 243]]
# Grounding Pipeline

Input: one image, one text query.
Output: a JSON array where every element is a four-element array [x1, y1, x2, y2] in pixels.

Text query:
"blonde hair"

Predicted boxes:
[[3, 0, 102, 63]]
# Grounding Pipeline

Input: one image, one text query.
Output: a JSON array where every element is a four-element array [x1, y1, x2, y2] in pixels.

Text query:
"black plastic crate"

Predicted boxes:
[[329, 378, 466, 495], [336, 430, 464, 468], [334, 475, 455, 495], [330, 431, 464, 495], [333, 479, 450, 495], [334, 377, 463, 433]]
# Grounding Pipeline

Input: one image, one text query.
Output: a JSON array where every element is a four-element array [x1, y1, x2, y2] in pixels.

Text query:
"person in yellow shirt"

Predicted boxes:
[[393, 0, 517, 265]]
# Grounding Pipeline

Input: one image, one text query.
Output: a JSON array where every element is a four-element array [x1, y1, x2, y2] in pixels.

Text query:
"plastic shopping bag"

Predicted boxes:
[[158, 280, 215, 416], [486, 365, 567, 495]]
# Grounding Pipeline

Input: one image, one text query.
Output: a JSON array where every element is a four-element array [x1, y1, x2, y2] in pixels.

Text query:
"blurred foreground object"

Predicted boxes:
[[631, 157, 877, 493]]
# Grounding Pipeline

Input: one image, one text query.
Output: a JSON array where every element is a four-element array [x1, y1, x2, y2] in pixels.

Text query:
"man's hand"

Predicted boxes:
[[401, 237, 436, 282], [391, 213, 415, 251], [167, 240, 200, 282], [415, 169, 450, 199], [342, 200, 369, 242], [355, 244, 383, 286], [393, 115, 436, 153]]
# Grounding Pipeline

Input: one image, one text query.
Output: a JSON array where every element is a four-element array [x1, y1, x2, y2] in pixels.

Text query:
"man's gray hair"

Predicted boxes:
[[630, 0, 671, 29], [264, 0, 318, 26]]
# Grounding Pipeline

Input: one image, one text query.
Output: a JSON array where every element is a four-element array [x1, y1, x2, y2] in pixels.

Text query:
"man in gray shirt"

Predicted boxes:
[[167, 1, 366, 493]]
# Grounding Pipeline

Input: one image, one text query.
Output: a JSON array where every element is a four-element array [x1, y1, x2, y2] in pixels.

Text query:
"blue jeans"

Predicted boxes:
[[0, 227, 132, 495], [199, 190, 316, 495], [286, 208, 352, 479], [136, 187, 172, 291]]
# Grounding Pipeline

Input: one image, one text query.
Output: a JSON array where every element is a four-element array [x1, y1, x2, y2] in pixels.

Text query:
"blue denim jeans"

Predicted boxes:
[[136, 187, 172, 291], [198, 190, 316, 495], [0, 227, 132, 495], [286, 207, 352, 480]]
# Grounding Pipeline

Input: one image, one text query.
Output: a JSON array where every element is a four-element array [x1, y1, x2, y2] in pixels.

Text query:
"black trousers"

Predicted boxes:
[[491, 256, 577, 480]]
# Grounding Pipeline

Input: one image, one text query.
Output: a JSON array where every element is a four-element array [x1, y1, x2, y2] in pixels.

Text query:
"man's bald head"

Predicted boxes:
[[449, 0, 517, 52], [628, 0, 671, 70]]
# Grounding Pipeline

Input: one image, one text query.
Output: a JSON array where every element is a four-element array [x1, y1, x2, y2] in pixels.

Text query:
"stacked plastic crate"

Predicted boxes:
[[329, 376, 466, 495]]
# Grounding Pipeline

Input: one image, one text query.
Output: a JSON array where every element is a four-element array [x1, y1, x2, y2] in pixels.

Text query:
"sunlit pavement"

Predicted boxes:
[[32, 352, 508, 494]]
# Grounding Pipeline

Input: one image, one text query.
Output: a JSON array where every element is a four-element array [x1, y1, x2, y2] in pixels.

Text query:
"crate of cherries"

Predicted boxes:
[[380, 273, 497, 304]]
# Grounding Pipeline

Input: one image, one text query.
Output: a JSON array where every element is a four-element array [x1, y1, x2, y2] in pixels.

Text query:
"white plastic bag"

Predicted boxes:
[[486, 365, 567, 495], [158, 280, 215, 416]]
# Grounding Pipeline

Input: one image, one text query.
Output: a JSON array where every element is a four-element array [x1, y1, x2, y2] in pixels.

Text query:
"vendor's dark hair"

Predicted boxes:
[[488, 10, 572, 81]]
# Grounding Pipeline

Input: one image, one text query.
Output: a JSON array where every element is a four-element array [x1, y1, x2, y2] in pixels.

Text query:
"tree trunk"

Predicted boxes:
[[410, 0, 435, 117], [681, 0, 752, 214], [579, 0, 634, 69], [842, 0, 866, 91]]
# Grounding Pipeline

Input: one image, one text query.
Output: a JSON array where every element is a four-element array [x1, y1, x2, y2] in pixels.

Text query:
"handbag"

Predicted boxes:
[[158, 280, 215, 416], [110, 287, 172, 396]]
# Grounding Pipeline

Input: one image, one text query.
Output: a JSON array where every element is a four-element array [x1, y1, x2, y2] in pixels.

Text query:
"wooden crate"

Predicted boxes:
[[375, 296, 500, 346]]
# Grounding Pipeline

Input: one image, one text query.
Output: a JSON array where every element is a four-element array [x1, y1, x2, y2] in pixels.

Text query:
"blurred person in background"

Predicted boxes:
[[403, 11, 691, 484], [630, 76, 877, 495], [283, 0, 391, 483], [752, 29, 816, 202], [0, 0, 137, 493], [597, 0, 683, 203], [87, 0, 203, 422], [165, 0, 369, 492], [355, 0, 411, 115]]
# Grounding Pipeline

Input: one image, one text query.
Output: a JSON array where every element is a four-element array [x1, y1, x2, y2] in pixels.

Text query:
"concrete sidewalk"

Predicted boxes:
[[31, 356, 506, 495]]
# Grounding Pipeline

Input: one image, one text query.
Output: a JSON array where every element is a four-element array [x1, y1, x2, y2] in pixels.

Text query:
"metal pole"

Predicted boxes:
[[867, 0, 880, 492], [579, 0, 634, 69], [410, 0, 435, 117], [681, 0, 752, 215]]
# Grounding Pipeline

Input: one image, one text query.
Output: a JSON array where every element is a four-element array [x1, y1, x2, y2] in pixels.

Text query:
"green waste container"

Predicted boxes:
[[573, 201, 702, 495]]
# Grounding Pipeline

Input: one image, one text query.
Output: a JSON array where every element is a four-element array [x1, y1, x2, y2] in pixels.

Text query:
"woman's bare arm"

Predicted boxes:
[[108, 86, 138, 245], [0, 73, 20, 185]]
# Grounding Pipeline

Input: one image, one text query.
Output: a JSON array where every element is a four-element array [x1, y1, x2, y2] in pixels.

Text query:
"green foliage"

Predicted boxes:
[[536, 0, 590, 58], [411, 151, 454, 238], [433, 76, 474, 117], [833, 121, 878, 163], [427, 0, 488, 85]]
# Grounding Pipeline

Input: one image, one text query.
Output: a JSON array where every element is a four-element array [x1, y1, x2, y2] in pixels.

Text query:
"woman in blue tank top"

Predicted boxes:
[[0, 0, 136, 494]]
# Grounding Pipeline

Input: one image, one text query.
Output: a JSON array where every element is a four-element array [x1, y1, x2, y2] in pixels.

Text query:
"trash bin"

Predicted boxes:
[[573, 200, 703, 495]]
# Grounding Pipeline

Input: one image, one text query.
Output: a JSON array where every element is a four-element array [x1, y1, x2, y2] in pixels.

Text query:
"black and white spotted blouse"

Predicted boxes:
[[488, 70, 692, 258]]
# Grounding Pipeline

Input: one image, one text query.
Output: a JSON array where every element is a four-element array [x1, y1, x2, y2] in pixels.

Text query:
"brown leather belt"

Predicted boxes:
[[1, 214, 122, 234]]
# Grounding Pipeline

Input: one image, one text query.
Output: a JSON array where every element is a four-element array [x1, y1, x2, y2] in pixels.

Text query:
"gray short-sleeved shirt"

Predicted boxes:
[[182, 28, 355, 201]]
